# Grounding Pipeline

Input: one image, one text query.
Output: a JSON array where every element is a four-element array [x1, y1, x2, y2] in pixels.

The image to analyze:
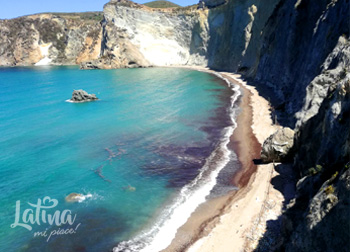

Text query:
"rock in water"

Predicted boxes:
[[65, 193, 92, 202], [70, 89, 98, 102], [261, 127, 295, 163], [65, 193, 84, 202], [123, 185, 136, 192]]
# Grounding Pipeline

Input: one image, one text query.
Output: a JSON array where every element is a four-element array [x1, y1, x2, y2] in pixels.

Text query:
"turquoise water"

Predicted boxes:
[[0, 66, 235, 251]]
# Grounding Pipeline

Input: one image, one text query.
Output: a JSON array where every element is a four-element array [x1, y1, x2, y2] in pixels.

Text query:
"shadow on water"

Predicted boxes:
[[141, 79, 236, 189]]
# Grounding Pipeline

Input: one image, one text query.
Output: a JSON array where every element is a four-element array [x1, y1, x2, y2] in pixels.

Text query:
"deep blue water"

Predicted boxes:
[[0, 66, 236, 252]]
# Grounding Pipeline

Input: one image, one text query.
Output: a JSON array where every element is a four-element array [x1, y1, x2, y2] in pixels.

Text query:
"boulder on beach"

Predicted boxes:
[[69, 89, 98, 102], [261, 127, 295, 163]]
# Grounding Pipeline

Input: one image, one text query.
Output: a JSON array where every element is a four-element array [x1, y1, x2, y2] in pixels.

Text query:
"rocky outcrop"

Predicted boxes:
[[272, 37, 350, 251], [253, 0, 349, 126], [293, 37, 350, 174], [261, 127, 295, 163], [80, 23, 151, 69], [82, 0, 209, 69], [0, 13, 102, 66], [278, 163, 350, 252], [82, 0, 280, 70], [69, 89, 98, 102]]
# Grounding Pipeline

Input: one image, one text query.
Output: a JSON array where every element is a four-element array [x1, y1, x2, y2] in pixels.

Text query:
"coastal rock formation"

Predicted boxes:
[[261, 127, 294, 163], [275, 37, 350, 252], [81, 0, 280, 70], [81, 0, 209, 69], [252, 0, 349, 126], [294, 37, 350, 173], [70, 89, 98, 102], [0, 13, 102, 66]]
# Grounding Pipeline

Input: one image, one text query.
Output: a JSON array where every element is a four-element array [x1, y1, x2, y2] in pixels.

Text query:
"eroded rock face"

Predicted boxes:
[[293, 37, 350, 174], [279, 166, 350, 252], [81, 0, 280, 70], [80, 24, 151, 69], [272, 36, 350, 252], [69, 90, 98, 102], [261, 127, 295, 163], [0, 13, 102, 66], [253, 0, 349, 126], [81, 0, 209, 69]]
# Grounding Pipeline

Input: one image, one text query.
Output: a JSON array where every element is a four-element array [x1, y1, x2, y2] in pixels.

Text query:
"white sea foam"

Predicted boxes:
[[65, 99, 100, 103], [114, 73, 241, 252], [76, 193, 93, 203]]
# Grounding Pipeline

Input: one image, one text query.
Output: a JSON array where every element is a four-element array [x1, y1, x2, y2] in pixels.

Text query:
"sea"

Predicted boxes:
[[0, 66, 241, 252]]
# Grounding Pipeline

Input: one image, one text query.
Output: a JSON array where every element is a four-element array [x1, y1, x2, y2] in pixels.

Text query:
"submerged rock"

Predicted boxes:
[[69, 89, 98, 102], [261, 127, 295, 163], [65, 193, 84, 202], [123, 185, 136, 192], [65, 193, 92, 202]]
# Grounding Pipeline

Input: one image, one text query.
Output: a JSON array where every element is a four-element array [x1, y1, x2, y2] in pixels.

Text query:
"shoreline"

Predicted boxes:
[[161, 67, 279, 252]]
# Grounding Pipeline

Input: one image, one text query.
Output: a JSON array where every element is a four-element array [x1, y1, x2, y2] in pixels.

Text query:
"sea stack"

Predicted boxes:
[[69, 89, 98, 102]]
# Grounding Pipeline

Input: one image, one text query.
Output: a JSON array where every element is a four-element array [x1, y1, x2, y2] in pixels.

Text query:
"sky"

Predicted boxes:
[[0, 0, 199, 19]]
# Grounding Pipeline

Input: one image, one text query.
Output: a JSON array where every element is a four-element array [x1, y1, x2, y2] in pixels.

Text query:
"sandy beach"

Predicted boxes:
[[186, 72, 282, 252], [163, 67, 284, 252]]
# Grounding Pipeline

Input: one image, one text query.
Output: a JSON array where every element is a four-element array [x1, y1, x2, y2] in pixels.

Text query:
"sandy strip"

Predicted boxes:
[[186, 72, 280, 252], [161, 66, 282, 252]]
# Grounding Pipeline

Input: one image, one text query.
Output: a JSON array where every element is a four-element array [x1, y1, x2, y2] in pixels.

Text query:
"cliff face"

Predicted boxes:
[[82, 0, 280, 71], [248, 1, 350, 249], [254, 0, 349, 125], [82, 0, 209, 69], [278, 36, 350, 252], [0, 13, 102, 66]]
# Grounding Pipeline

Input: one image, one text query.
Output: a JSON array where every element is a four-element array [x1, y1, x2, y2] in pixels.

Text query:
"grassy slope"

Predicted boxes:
[[45, 12, 103, 21], [143, 1, 180, 8]]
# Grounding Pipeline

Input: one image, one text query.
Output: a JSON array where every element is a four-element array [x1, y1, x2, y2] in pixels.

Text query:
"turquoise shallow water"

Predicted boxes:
[[0, 66, 235, 251]]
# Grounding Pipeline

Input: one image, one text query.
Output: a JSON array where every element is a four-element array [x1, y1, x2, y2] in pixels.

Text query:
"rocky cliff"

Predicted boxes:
[[0, 12, 102, 66], [276, 35, 350, 252], [81, 0, 209, 69]]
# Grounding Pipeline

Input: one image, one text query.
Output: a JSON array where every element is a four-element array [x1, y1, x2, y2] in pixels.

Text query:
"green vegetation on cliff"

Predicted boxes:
[[143, 1, 180, 8], [45, 12, 103, 22]]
